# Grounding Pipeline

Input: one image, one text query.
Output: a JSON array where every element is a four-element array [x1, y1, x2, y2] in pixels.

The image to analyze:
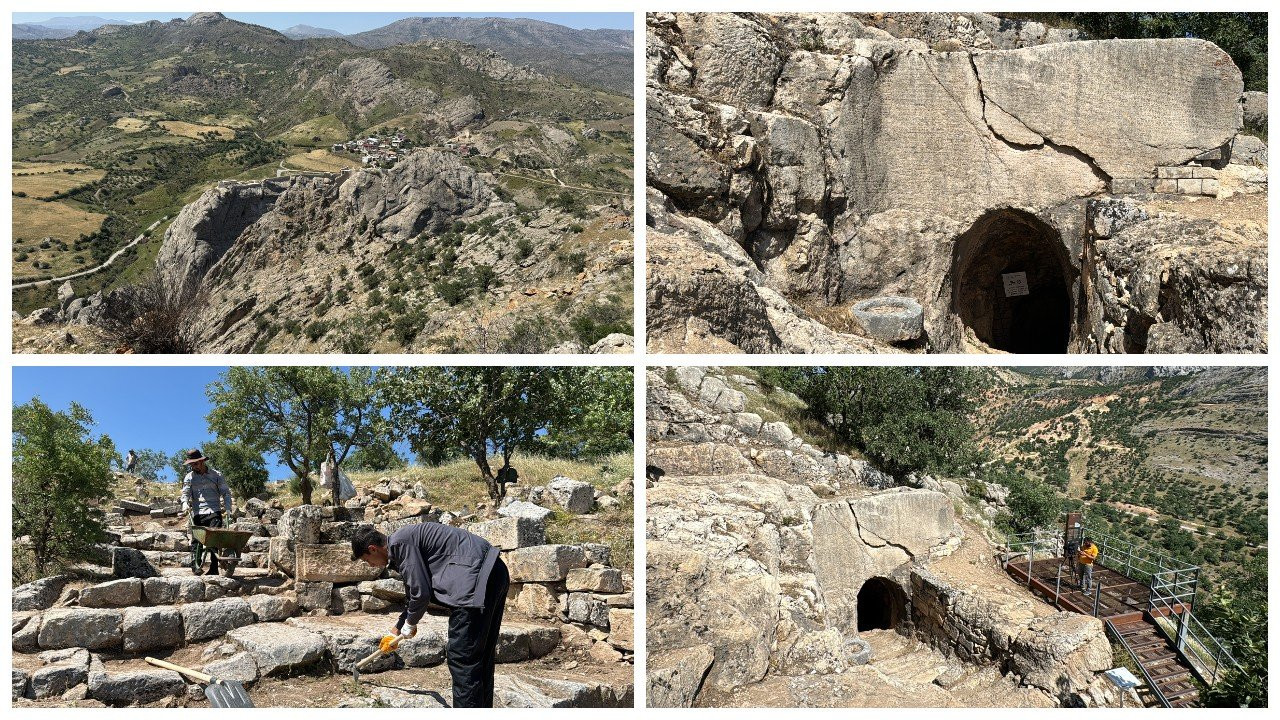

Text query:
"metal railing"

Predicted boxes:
[[1149, 583, 1238, 684], [1105, 618, 1172, 708]]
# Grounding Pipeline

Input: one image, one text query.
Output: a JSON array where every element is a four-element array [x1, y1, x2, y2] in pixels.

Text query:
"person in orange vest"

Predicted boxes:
[[1078, 537, 1099, 592]]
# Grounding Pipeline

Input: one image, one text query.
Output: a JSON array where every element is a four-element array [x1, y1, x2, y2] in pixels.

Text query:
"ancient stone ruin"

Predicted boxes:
[[13, 473, 633, 708], [646, 12, 1267, 354], [646, 368, 1133, 707]]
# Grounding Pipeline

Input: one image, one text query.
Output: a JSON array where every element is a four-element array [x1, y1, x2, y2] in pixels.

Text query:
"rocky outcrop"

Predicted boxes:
[[320, 57, 441, 115], [647, 12, 1260, 354]]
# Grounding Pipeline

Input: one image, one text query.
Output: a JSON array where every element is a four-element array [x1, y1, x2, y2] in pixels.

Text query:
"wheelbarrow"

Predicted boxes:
[[190, 523, 254, 578]]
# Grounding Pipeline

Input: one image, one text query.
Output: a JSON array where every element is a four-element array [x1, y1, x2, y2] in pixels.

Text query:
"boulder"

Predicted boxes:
[[332, 585, 362, 614], [547, 476, 595, 514], [13, 575, 73, 611], [507, 583, 561, 620], [248, 594, 297, 622], [78, 578, 143, 608], [582, 543, 612, 566], [468, 516, 546, 550], [363, 578, 407, 601], [87, 669, 186, 706], [566, 567, 625, 593], [29, 648, 89, 699], [226, 623, 327, 676], [294, 543, 382, 583], [122, 606, 183, 653], [1010, 612, 1113, 695], [13, 669, 29, 701], [111, 547, 159, 578], [506, 545, 588, 582], [13, 612, 42, 651], [38, 608, 123, 650], [496, 624, 561, 663], [567, 593, 610, 628], [180, 598, 256, 642], [498, 500, 554, 523], [277, 505, 325, 544], [268, 537, 297, 577]]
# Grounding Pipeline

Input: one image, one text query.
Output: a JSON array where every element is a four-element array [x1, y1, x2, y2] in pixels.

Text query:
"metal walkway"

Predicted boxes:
[[1004, 513, 1238, 708]]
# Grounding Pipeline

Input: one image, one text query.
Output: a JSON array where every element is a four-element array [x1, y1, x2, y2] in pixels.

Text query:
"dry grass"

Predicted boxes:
[[56, 65, 86, 75], [284, 150, 354, 173], [278, 114, 348, 145], [13, 161, 94, 173], [12, 197, 108, 278], [12, 168, 106, 199], [112, 117, 150, 133], [158, 120, 235, 140], [722, 366, 864, 457]]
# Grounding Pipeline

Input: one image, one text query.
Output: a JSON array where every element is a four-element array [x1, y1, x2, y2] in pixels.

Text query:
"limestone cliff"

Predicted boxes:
[[646, 12, 1264, 354], [646, 367, 1130, 708]]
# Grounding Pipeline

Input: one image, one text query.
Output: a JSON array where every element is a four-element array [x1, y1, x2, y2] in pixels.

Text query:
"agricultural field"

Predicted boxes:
[[12, 164, 106, 199], [11, 197, 108, 280], [276, 114, 348, 146], [283, 149, 354, 172], [158, 120, 236, 140]]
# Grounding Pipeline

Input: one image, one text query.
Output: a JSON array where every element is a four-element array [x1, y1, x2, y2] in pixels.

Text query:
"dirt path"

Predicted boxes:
[[495, 171, 628, 197], [13, 217, 165, 290]]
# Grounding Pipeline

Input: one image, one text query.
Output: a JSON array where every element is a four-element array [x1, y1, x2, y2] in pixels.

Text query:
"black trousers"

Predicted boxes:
[[191, 512, 224, 573], [447, 558, 509, 708]]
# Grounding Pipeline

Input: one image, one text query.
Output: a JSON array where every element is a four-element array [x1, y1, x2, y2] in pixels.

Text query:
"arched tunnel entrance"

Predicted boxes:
[[952, 209, 1073, 353], [856, 577, 907, 632]]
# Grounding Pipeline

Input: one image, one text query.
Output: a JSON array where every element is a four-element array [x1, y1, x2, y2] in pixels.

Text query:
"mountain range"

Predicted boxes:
[[13, 14, 631, 93]]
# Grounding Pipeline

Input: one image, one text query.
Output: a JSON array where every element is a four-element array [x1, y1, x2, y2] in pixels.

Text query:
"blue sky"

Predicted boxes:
[[13, 366, 289, 482], [12, 12, 632, 33]]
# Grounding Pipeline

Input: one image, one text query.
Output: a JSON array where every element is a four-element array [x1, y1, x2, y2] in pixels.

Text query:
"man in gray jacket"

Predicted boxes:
[[352, 522, 510, 708], [180, 448, 233, 575]]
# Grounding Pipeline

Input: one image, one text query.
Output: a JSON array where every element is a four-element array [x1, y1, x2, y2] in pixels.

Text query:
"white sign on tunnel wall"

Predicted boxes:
[[1002, 271, 1029, 297]]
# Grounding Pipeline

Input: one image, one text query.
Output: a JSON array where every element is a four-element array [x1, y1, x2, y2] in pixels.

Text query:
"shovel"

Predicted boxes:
[[145, 657, 254, 708], [352, 634, 402, 684]]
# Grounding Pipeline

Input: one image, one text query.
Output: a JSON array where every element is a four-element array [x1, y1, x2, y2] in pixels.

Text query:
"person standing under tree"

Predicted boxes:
[[125, 449, 137, 473], [181, 449, 233, 575]]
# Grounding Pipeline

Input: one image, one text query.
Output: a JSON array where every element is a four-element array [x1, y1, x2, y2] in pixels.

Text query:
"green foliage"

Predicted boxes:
[[201, 439, 270, 500], [13, 399, 116, 575], [570, 301, 631, 346], [778, 367, 980, 478], [206, 367, 385, 505], [988, 463, 1062, 534], [538, 367, 634, 459], [344, 439, 406, 472], [382, 367, 632, 500], [128, 448, 170, 482], [1199, 561, 1267, 707]]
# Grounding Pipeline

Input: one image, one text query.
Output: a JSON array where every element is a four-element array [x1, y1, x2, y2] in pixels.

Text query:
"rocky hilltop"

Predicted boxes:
[[29, 150, 631, 354], [646, 367, 1135, 708], [646, 12, 1266, 354]]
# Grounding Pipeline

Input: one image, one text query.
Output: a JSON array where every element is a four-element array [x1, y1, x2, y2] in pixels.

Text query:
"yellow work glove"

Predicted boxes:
[[379, 635, 398, 653]]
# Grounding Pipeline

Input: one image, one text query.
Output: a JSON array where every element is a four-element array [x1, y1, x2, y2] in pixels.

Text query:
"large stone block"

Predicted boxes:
[[506, 545, 587, 582], [122, 606, 183, 653], [87, 669, 186, 706], [548, 476, 595, 514], [29, 649, 89, 699], [78, 578, 142, 608], [248, 594, 298, 622], [566, 567, 625, 593], [277, 505, 325, 544], [180, 597, 255, 642], [38, 608, 123, 650], [468, 516, 545, 550], [202, 651, 259, 686], [13, 612, 42, 651], [647, 644, 715, 708], [295, 543, 383, 583], [226, 623, 327, 677], [608, 608, 634, 652], [13, 575, 72, 611], [566, 593, 610, 629], [268, 536, 296, 577], [507, 583, 562, 620], [295, 581, 334, 611], [499, 500, 554, 523], [111, 546, 159, 578]]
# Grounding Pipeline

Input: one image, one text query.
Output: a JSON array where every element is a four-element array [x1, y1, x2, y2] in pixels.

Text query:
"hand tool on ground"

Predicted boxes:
[[352, 634, 402, 684], [145, 657, 254, 707]]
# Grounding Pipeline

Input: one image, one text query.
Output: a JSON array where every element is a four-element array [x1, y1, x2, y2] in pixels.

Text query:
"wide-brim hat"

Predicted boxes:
[[183, 449, 209, 465]]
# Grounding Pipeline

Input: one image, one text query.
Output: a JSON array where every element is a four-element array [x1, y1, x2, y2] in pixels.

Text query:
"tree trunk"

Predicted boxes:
[[474, 454, 500, 501], [299, 474, 313, 506]]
